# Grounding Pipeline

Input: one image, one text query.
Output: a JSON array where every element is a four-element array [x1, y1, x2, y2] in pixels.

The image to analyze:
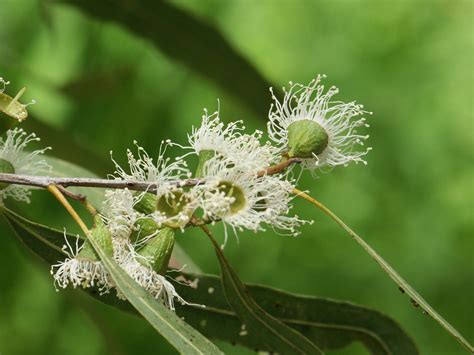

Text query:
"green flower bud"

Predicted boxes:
[[0, 87, 29, 133], [218, 181, 246, 214], [138, 226, 175, 275], [134, 192, 157, 214], [195, 149, 215, 178], [0, 158, 15, 190], [78, 216, 113, 260], [287, 119, 328, 158], [130, 217, 160, 244]]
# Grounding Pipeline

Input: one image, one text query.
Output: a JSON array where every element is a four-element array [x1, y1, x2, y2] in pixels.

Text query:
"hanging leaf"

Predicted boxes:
[[173, 273, 418, 355], [2, 209, 418, 354], [2, 208, 222, 354], [205, 230, 324, 354], [61, 0, 274, 118], [86, 222, 222, 354]]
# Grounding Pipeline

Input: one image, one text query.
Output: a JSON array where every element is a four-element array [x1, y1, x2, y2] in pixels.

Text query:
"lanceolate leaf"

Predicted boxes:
[[2, 208, 222, 354], [86, 226, 223, 354], [173, 274, 418, 355], [62, 0, 274, 118], [3, 207, 73, 265], [206, 231, 324, 354], [2, 209, 418, 354]]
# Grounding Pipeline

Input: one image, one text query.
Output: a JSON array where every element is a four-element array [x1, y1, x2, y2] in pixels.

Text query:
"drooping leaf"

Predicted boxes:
[[2, 207, 222, 354], [3, 207, 72, 265], [61, 0, 274, 118], [174, 273, 419, 355], [86, 221, 223, 354], [2, 209, 418, 354], [206, 230, 324, 354]]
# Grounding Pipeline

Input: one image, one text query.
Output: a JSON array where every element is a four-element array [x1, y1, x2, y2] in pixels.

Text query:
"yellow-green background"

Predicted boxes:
[[0, 0, 472, 354]]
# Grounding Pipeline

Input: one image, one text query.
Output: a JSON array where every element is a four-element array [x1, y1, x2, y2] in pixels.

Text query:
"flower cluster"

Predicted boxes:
[[0, 128, 51, 203], [1, 75, 371, 308], [268, 74, 372, 174]]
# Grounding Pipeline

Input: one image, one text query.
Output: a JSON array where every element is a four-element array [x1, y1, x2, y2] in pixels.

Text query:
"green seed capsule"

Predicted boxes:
[[138, 226, 175, 275], [78, 216, 113, 261], [156, 190, 193, 228], [287, 119, 329, 158], [130, 217, 160, 244], [134, 192, 157, 214]]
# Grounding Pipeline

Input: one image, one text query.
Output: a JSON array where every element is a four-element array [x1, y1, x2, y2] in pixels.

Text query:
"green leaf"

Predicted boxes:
[[87, 221, 222, 354], [206, 231, 324, 354], [61, 0, 274, 118], [2, 208, 222, 354], [2, 209, 417, 354], [174, 273, 419, 355], [3, 207, 72, 265]]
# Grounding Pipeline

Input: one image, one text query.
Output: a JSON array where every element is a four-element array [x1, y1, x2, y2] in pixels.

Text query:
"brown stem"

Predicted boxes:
[[259, 157, 301, 177], [0, 158, 301, 195]]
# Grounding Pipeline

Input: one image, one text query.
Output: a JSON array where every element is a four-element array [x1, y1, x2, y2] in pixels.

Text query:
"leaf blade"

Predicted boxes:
[[174, 273, 418, 355], [2, 208, 222, 354], [62, 0, 274, 118], [204, 229, 324, 354], [94, 250, 222, 355], [2, 209, 418, 354]]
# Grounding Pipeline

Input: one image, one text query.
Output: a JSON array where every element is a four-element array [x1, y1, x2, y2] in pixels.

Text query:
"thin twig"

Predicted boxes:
[[0, 159, 300, 194], [56, 185, 86, 201], [0, 173, 199, 192], [56, 185, 97, 217], [258, 157, 301, 177], [292, 188, 474, 353]]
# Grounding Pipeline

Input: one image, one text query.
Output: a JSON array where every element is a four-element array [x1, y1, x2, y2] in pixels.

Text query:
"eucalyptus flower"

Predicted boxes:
[[111, 141, 193, 228], [98, 189, 185, 308], [184, 107, 280, 174], [0, 77, 9, 92], [111, 140, 191, 195], [117, 248, 186, 310], [101, 189, 140, 241], [268, 75, 372, 173], [195, 155, 309, 243], [0, 128, 51, 203], [51, 234, 111, 294]]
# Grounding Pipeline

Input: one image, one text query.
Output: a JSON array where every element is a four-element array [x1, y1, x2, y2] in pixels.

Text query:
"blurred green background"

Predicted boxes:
[[0, 0, 472, 354]]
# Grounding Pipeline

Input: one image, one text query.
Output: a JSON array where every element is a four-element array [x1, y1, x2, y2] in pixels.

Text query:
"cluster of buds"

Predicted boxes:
[[0, 75, 371, 309]]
